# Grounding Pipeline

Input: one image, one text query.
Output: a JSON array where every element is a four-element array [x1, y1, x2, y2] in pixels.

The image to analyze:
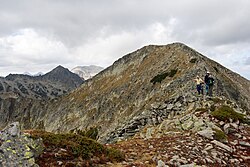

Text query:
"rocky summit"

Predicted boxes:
[[0, 42, 249, 166]]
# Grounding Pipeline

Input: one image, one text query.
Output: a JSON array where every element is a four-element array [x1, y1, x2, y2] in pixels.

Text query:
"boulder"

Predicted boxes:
[[157, 159, 167, 167], [211, 140, 232, 152], [182, 120, 194, 130], [0, 122, 44, 167], [197, 128, 214, 140]]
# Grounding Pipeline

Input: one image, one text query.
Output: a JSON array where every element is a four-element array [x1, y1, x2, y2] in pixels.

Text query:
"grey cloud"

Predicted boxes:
[[1, 0, 249, 47], [0, 0, 250, 79], [245, 57, 250, 65]]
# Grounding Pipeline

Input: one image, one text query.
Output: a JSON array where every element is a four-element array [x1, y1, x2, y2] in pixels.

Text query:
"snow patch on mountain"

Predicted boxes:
[[71, 65, 104, 80]]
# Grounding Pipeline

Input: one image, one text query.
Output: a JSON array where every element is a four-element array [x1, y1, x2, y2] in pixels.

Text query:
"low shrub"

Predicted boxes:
[[150, 69, 178, 84], [168, 69, 178, 77], [210, 104, 216, 112], [150, 72, 168, 84], [190, 58, 197, 63], [213, 129, 227, 142], [107, 147, 125, 162], [211, 97, 223, 104], [30, 130, 125, 161], [85, 127, 99, 140], [211, 105, 245, 122], [195, 108, 209, 112], [70, 127, 99, 140]]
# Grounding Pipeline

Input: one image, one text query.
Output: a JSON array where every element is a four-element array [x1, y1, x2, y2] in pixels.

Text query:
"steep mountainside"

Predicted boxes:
[[0, 43, 249, 142], [71, 65, 104, 80], [0, 65, 84, 99], [0, 65, 84, 128]]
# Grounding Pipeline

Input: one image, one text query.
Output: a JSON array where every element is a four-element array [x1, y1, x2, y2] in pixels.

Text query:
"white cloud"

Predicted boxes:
[[71, 21, 177, 68], [0, 28, 70, 75]]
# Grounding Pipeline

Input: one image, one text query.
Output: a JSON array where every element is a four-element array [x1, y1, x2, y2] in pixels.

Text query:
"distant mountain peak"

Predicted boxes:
[[49, 65, 68, 73], [43, 65, 84, 87], [71, 65, 104, 80], [1, 65, 84, 99]]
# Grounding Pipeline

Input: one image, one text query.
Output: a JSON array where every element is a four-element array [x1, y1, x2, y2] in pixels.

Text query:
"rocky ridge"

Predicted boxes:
[[108, 95, 250, 166]]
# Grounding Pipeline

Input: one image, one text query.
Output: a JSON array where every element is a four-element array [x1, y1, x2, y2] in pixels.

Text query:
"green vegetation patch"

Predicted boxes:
[[195, 108, 209, 112], [71, 127, 99, 140], [213, 129, 227, 142], [30, 130, 124, 161], [151, 69, 178, 84], [190, 58, 197, 63], [168, 69, 178, 77], [211, 105, 245, 122], [211, 97, 224, 104], [210, 104, 216, 112], [150, 72, 168, 84]]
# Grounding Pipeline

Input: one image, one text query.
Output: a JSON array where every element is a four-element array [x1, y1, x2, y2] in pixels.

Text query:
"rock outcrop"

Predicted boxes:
[[0, 122, 44, 167], [109, 95, 249, 166]]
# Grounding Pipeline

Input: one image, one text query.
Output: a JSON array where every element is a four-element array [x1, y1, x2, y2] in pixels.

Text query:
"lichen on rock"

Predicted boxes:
[[0, 122, 44, 167]]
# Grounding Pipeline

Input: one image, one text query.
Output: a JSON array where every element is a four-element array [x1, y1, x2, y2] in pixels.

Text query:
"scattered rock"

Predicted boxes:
[[239, 141, 250, 147], [149, 145, 154, 149], [197, 128, 214, 140], [182, 120, 194, 130], [211, 140, 232, 152], [157, 159, 167, 167], [146, 127, 154, 139], [180, 164, 196, 167]]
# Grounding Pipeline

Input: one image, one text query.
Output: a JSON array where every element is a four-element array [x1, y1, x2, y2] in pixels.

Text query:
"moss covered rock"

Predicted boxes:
[[211, 105, 246, 122]]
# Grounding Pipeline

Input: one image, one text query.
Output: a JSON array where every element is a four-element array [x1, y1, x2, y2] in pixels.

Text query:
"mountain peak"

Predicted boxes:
[[50, 65, 68, 73], [43, 65, 84, 88], [71, 65, 104, 80]]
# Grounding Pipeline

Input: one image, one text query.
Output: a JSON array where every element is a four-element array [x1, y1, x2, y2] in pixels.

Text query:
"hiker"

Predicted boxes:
[[194, 75, 204, 95], [207, 74, 215, 96], [204, 71, 210, 95]]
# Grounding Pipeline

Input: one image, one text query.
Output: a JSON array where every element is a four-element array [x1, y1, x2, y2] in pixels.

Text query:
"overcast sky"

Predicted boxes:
[[0, 0, 249, 79]]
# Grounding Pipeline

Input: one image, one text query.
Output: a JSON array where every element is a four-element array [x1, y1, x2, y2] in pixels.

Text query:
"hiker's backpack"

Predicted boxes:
[[208, 77, 214, 85], [205, 75, 209, 84]]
